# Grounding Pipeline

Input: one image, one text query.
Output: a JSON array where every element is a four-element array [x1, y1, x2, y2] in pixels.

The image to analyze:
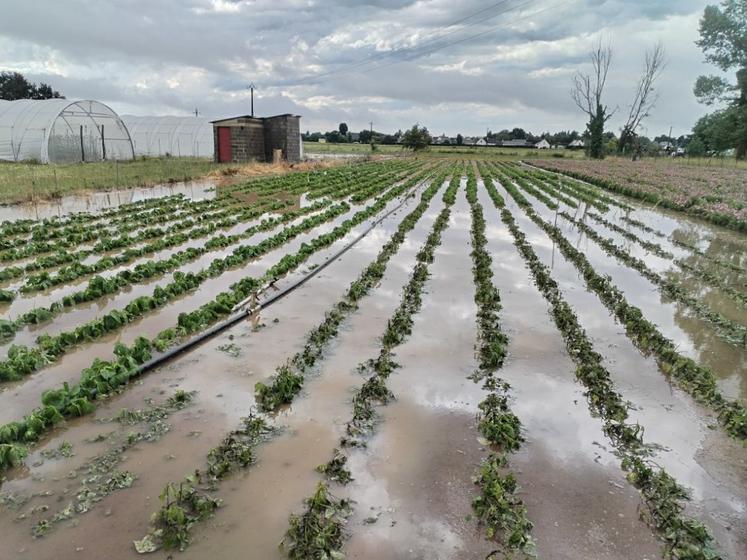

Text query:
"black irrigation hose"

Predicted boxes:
[[132, 184, 424, 377]]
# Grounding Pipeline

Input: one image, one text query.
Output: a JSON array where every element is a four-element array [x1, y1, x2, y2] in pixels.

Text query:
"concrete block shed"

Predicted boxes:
[[211, 113, 301, 163]]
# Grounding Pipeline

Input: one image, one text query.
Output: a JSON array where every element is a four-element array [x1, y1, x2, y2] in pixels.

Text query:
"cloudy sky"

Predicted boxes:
[[0, 0, 720, 137]]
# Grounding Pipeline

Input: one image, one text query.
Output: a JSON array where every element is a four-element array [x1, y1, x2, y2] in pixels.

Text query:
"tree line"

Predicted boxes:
[[0, 71, 64, 101], [571, 0, 745, 160]]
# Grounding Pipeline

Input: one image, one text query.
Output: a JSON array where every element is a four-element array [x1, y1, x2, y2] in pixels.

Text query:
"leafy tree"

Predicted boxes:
[[0, 71, 63, 100], [693, 107, 740, 153], [510, 127, 527, 139], [694, 0, 747, 157], [456, 133, 463, 145], [338, 122, 348, 135], [401, 124, 431, 151], [325, 130, 344, 143], [359, 129, 372, 144], [687, 136, 707, 156]]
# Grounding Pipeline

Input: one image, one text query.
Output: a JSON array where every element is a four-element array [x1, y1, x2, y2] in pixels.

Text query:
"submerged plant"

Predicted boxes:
[[141, 478, 221, 552], [316, 449, 353, 484], [281, 482, 351, 560], [472, 454, 535, 557]]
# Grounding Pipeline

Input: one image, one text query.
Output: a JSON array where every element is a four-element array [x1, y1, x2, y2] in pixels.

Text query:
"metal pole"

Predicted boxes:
[[249, 82, 256, 117], [101, 124, 106, 161], [80, 124, 85, 162]]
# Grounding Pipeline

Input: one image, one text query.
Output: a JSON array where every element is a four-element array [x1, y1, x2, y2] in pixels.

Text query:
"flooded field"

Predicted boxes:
[[0, 157, 745, 560]]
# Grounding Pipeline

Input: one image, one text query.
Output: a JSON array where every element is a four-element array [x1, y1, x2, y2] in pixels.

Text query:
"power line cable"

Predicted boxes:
[[290, 0, 530, 84]]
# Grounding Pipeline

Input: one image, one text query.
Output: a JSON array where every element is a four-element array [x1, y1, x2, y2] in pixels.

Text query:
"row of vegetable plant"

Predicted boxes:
[[135, 165, 452, 553], [282, 171, 459, 560], [0, 201, 332, 343], [492, 164, 747, 348], [585, 211, 747, 308], [27, 390, 196, 539], [0, 167, 437, 477], [533, 161, 747, 233], [487, 163, 747, 440], [485, 176, 723, 560], [0, 201, 355, 383], [468, 162, 535, 556], [619, 214, 747, 276]]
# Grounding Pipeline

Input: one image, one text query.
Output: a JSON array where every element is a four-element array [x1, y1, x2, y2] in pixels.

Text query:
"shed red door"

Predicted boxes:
[[217, 127, 232, 162]]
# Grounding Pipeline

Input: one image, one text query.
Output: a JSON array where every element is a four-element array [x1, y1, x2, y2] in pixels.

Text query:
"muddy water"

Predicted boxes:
[[0, 199, 272, 286], [514, 181, 747, 403], [630, 204, 747, 270], [476, 183, 663, 558], [0, 187, 425, 427], [341, 187, 496, 559], [177, 182, 448, 560], [523, 163, 747, 268], [492, 182, 747, 557], [0, 181, 443, 559], [0, 208, 287, 321], [0, 179, 219, 223], [0, 206, 329, 346], [527, 192, 747, 329]]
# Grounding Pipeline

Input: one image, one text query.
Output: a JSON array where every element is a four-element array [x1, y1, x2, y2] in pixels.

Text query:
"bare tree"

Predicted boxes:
[[571, 39, 615, 159], [619, 42, 667, 157]]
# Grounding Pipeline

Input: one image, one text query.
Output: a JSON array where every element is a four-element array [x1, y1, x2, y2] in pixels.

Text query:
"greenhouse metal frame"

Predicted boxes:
[[0, 99, 135, 164], [121, 115, 214, 158]]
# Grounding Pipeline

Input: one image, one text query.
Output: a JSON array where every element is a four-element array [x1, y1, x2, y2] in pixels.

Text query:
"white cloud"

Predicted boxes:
[[0, 0, 714, 137]]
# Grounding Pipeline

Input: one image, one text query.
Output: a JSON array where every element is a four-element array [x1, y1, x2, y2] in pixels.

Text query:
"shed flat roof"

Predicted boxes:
[[210, 113, 300, 124]]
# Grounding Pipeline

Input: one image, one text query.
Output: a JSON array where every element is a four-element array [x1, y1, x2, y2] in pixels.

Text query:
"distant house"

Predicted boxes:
[[568, 139, 585, 149], [476, 138, 488, 146], [658, 141, 674, 152], [463, 136, 478, 146], [535, 139, 551, 150], [318, 138, 327, 143], [501, 139, 533, 148]]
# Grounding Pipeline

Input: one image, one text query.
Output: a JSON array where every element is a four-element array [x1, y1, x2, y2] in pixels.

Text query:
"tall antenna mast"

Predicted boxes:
[[248, 83, 256, 117]]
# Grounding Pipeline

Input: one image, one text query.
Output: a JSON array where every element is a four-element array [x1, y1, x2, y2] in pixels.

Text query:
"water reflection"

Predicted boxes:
[[0, 179, 219, 222]]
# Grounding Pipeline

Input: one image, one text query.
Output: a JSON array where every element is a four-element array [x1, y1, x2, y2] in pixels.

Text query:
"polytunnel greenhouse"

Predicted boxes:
[[0, 99, 135, 163], [120, 115, 214, 158]]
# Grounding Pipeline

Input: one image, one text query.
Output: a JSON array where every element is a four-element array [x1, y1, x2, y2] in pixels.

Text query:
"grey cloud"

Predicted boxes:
[[1, 0, 712, 136]]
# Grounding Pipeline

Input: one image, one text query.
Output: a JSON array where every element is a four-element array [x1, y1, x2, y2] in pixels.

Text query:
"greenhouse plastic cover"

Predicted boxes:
[[0, 99, 134, 164], [121, 115, 214, 158]]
